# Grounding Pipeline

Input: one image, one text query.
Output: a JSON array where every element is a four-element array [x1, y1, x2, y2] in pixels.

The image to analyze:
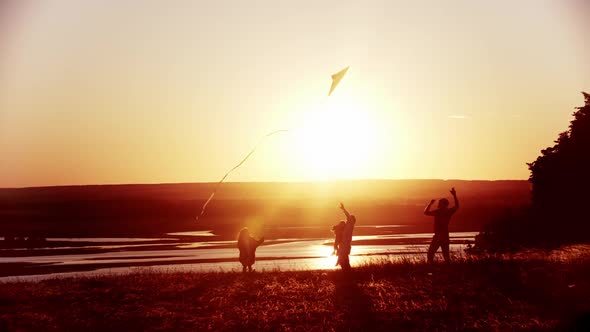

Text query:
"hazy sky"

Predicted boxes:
[[1, 0, 589, 187]]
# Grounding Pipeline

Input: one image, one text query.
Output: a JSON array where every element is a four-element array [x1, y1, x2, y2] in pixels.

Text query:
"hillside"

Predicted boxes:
[[0, 180, 530, 238]]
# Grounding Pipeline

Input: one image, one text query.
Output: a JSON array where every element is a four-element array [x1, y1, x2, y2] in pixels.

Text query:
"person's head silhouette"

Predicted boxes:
[[238, 227, 250, 241], [438, 198, 449, 209]]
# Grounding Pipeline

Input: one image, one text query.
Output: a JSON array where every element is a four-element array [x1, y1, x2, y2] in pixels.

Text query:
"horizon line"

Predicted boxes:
[[0, 178, 530, 190]]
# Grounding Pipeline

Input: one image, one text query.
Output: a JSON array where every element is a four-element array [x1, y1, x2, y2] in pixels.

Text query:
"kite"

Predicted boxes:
[[328, 66, 349, 96], [196, 67, 350, 221]]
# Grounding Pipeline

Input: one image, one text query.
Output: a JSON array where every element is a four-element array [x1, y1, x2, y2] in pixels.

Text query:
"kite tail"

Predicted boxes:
[[196, 129, 289, 221]]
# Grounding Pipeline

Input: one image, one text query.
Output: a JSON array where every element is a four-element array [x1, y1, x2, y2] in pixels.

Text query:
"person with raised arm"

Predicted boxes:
[[424, 187, 459, 263], [337, 202, 357, 270]]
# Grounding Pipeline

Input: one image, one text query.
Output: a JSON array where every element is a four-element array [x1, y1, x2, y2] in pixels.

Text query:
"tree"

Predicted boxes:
[[527, 92, 590, 239], [474, 92, 590, 251]]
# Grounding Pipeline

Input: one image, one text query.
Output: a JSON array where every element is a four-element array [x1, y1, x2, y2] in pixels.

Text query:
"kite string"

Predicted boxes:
[[196, 129, 289, 221], [196, 66, 349, 221]]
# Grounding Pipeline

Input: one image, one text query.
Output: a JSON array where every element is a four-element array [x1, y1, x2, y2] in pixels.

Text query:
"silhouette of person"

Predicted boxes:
[[424, 187, 459, 263], [237, 227, 264, 272], [331, 220, 346, 258], [337, 203, 356, 270]]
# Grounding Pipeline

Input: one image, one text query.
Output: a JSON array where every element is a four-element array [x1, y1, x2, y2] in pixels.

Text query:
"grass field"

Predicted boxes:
[[2, 254, 590, 331]]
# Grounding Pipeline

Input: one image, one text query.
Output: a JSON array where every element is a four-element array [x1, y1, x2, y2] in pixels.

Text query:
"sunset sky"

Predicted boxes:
[[1, 0, 589, 187]]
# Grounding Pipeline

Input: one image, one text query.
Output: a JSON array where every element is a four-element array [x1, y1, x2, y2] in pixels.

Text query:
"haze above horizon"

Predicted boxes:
[[1, 0, 589, 187]]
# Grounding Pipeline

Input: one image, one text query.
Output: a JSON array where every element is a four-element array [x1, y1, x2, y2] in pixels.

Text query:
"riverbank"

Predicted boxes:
[[1, 255, 589, 331]]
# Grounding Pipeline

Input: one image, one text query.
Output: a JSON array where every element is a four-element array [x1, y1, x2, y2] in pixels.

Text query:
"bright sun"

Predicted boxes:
[[294, 96, 378, 180]]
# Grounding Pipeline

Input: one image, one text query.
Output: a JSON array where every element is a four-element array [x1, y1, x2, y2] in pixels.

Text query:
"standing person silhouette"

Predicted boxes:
[[424, 187, 459, 263], [337, 202, 356, 271], [237, 227, 264, 272]]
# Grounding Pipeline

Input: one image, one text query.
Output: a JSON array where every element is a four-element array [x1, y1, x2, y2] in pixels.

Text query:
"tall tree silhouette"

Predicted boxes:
[[527, 92, 590, 239], [475, 92, 590, 251]]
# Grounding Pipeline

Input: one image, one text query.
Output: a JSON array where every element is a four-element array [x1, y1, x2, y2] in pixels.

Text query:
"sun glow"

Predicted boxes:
[[309, 243, 339, 270], [294, 96, 378, 180]]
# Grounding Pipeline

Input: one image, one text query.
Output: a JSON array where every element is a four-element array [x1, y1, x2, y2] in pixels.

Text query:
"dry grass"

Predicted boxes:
[[1, 256, 590, 331]]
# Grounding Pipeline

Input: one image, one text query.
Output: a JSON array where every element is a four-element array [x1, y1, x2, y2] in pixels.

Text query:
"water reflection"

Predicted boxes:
[[0, 230, 476, 280], [48, 237, 175, 242], [166, 231, 216, 237]]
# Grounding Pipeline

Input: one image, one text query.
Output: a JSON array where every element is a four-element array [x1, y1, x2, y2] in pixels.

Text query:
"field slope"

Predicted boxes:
[[1, 256, 589, 331]]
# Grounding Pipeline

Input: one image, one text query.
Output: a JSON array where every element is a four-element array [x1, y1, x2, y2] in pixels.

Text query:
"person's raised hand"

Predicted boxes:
[[429, 199, 436, 205], [450, 187, 457, 196], [339, 202, 345, 210]]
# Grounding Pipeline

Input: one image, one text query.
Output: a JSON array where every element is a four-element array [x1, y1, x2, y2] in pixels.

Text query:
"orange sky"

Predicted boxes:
[[1, 0, 589, 187]]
